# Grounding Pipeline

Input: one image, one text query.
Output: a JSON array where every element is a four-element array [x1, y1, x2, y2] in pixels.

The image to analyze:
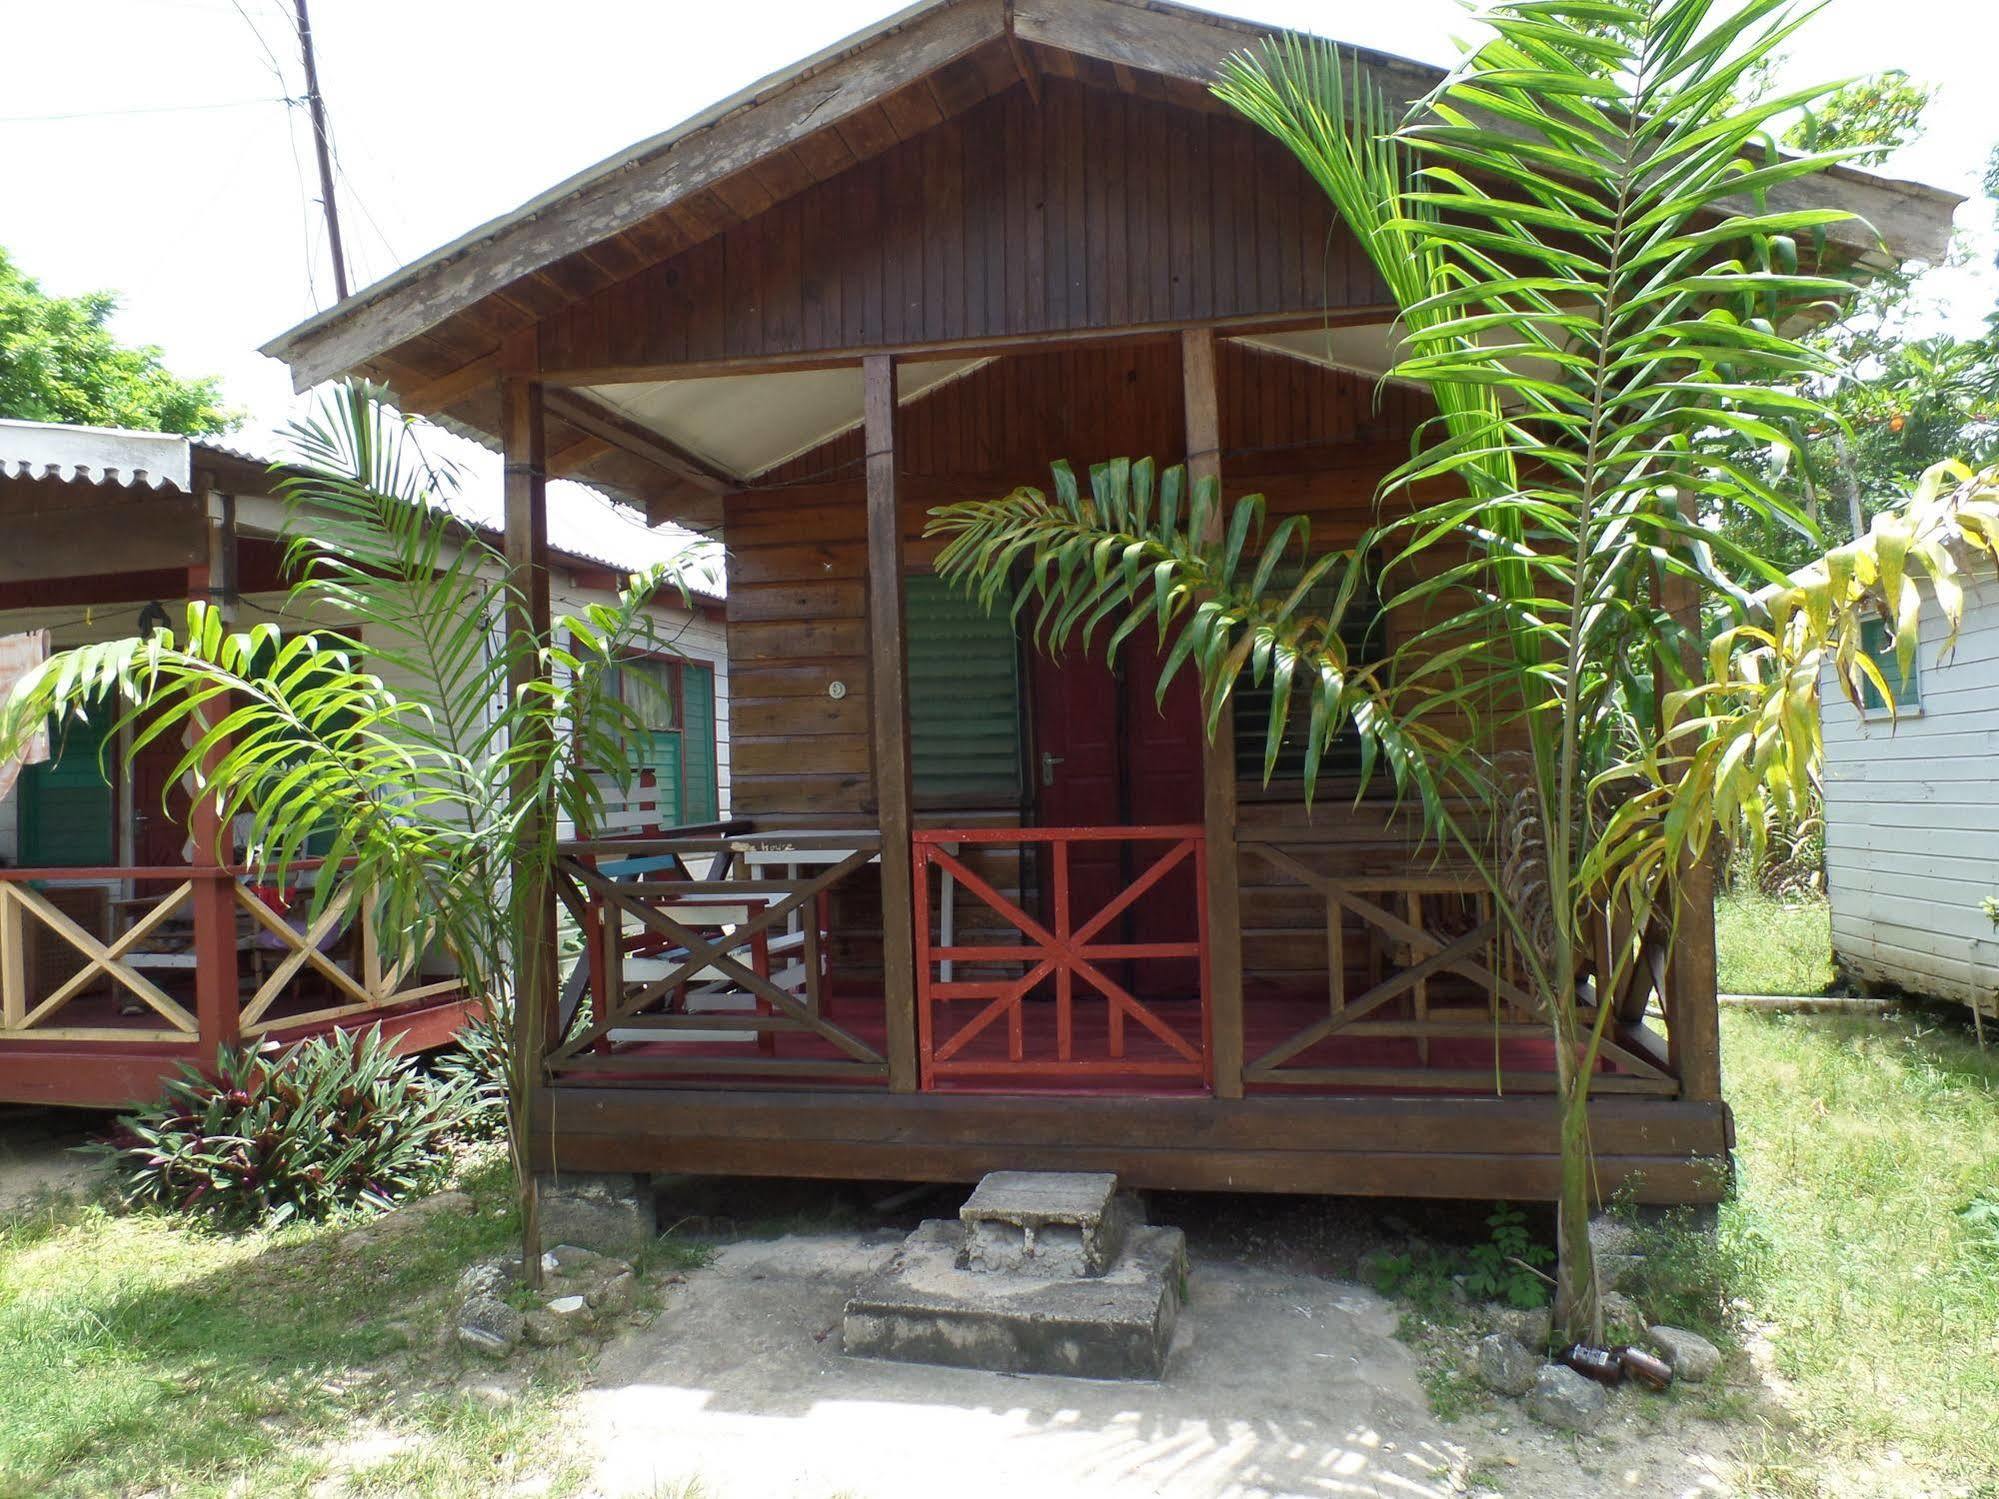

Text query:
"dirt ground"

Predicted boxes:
[[0, 1107, 106, 1213], [572, 1182, 1750, 1499]]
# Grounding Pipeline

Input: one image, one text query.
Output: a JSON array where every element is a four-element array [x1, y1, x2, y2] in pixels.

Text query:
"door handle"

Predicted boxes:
[[1040, 752, 1065, 787]]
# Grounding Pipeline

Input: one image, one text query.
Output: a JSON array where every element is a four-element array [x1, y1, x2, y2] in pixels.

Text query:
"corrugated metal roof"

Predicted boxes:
[[0, 416, 723, 604], [0, 417, 193, 491]]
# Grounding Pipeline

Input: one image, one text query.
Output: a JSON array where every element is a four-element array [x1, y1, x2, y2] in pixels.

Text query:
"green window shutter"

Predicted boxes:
[[1859, 615, 1920, 711], [907, 574, 1022, 805], [20, 716, 116, 867], [1234, 562, 1385, 782], [645, 729, 685, 825], [681, 663, 719, 823]]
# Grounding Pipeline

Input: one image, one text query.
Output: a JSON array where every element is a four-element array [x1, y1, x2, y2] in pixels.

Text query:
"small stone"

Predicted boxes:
[[588, 1269, 638, 1314], [1600, 1291, 1647, 1345], [522, 1308, 573, 1347], [456, 1261, 514, 1299], [1645, 1325, 1721, 1383], [1499, 1305, 1553, 1351], [1474, 1333, 1537, 1397], [1525, 1363, 1607, 1432], [544, 1243, 608, 1277], [455, 1295, 524, 1359], [546, 1294, 590, 1317]]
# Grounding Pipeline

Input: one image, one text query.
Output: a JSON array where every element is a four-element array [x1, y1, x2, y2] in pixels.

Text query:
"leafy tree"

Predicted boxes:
[[0, 384, 683, 1283], [930, 0, 1995, 1342], [1783, 71, 1934, 166], [0, 246, 236, 435]]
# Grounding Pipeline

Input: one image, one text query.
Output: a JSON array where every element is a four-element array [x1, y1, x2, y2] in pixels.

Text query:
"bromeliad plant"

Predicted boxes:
[[931, 0, 1993, 1343], [98, 1026, 480, 1228], [0, 381, 694, 1280]]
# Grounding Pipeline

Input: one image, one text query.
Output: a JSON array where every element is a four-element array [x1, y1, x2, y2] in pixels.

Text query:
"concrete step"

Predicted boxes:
[[843, 1217, 1187, 1380], [959, 1170, 1127, 1278]]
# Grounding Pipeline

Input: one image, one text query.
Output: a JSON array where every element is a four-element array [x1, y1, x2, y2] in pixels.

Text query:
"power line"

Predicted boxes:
[[0, 97, 286, 125]]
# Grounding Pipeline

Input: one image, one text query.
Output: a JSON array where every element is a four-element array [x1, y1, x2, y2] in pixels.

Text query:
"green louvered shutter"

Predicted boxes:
[[20, 715, 116, 867], [1233, 561, 1386, 782], [907, 574, 1022, 806], [681, 663, 719, 822]]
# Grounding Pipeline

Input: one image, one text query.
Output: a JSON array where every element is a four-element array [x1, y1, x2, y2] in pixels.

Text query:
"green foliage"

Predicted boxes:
[[1724, 1010, 1999, 1493], [433, 1000, 513, 1138], [1715, 890, 1835, 996], [95, 1028, 478, 1228], [1364, 1204, 1554, 1315], [1957, 1187, 1999, 1259], [0, 245, 236, 435], [1782, 70, 1933, 166], [1461, 1204, 1553, 1309]]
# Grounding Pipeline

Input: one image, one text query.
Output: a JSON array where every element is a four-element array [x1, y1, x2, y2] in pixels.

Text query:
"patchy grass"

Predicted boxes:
[[1717, 891, 1836, 996], [1721, 1008, 1999, 1496], [0, 1149, 592, 1499]]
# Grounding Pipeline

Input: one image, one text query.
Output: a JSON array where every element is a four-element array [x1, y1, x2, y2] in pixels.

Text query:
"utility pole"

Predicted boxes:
[[292, 0, 349, 301]]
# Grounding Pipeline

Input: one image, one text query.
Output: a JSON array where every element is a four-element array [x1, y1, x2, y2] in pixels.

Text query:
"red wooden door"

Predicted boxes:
[[131, 729, 192, 867], [1030, 633, 1203, 992], [1122, 636, 1204, 996], [1030, 645, 1125, 929]]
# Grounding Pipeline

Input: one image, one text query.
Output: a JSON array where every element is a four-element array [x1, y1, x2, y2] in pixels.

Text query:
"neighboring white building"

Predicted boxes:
[[1820, 563, 1999, 1018]]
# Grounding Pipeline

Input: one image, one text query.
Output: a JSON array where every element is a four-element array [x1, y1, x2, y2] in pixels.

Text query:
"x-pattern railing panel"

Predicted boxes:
[[1239, 841, 1680, 1094], [549, 839, 888, 1079], [914, 826, 1209, 1085], [0, 878, 198, 1040]]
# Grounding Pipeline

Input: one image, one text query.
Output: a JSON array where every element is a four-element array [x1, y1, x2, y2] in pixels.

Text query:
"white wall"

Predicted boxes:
[[1820, 568, 1999, 1012]]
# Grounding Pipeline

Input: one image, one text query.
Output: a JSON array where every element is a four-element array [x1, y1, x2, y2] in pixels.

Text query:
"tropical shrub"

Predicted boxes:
[[97, 1026, 479, 1228]]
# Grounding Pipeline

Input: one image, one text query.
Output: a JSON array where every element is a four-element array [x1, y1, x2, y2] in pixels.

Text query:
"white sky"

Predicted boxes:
[[3, 0, 1996, 560]]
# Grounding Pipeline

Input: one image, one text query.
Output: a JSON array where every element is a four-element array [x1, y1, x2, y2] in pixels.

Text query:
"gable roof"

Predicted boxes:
[[263, 0, 1961, 398]]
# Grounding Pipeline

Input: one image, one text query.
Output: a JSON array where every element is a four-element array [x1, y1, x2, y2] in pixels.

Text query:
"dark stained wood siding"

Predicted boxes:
[[542, 79, 1392, 376], [725, 342, 1428, 824]]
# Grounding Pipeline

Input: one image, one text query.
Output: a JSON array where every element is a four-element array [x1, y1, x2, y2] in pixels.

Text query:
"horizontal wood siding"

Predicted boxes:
[[541, 79, 1388, 376], [1821, 570, 1999, 1010]]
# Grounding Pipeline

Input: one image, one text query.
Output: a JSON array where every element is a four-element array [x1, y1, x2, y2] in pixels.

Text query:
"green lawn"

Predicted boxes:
[[1719, 1008, 1999, 1496], [1716, 890, 1836, 996], [0, 1151, 590, 1499]]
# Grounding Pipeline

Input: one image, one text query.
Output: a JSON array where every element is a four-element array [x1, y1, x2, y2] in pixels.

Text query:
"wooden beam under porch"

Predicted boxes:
[[534, 1086, 1733, 1205]]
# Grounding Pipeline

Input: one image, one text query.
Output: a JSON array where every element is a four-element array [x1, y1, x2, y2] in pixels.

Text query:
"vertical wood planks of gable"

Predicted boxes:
[[502, 355, 561, 1091], [865, 354, 920, 1093], [1184, 327, 1245, 1100]]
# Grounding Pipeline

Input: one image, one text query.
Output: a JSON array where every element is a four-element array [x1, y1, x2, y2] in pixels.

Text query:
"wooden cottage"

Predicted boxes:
[[262, 0, 1957, 1202], [0, 417, 729, 1107]]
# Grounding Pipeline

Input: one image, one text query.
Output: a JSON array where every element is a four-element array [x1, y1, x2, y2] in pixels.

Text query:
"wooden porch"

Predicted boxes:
[[0, 861, 474, 1108]]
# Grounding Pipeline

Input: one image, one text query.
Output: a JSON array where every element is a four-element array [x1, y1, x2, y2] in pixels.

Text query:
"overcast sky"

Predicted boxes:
[[4, 0, 1996, 556]]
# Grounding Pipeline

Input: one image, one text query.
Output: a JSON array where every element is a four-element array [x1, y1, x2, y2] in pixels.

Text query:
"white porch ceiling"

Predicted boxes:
[[585, 357, 988, 481]]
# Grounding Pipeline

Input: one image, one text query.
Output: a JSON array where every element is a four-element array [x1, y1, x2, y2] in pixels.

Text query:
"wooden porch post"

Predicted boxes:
[[185, 556, 239, 1057], [864, 353, 920, 1093], [1182, 328, 1245, 1100], [501, 345, 561, 1104]]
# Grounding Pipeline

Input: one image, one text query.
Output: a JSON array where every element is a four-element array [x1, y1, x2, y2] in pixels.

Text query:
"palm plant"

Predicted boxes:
[[0, 382, 690, 1282], [930, 0, 1993, 1340]]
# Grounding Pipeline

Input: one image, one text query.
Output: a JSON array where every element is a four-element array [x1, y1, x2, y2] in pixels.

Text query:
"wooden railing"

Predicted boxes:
[[549, 830, 889, 1082], [912, 826, 1209, 1087], [1238, 839, 1680, 1095], [0, 863, 461, 1049]]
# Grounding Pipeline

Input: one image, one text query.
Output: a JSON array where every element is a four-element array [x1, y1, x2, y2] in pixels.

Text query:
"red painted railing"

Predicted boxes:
[[912, 826, 1209, 1088]]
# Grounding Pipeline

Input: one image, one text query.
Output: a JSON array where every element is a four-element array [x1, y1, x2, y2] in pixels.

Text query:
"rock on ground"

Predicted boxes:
[[1526, 1363, 1608, 1433], [456, 1294, 525, 1359], [1600, 1290, 1648, 1345], [1474, 1333, 1538, 1397], [1646, 1325, 1722, 1383]]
